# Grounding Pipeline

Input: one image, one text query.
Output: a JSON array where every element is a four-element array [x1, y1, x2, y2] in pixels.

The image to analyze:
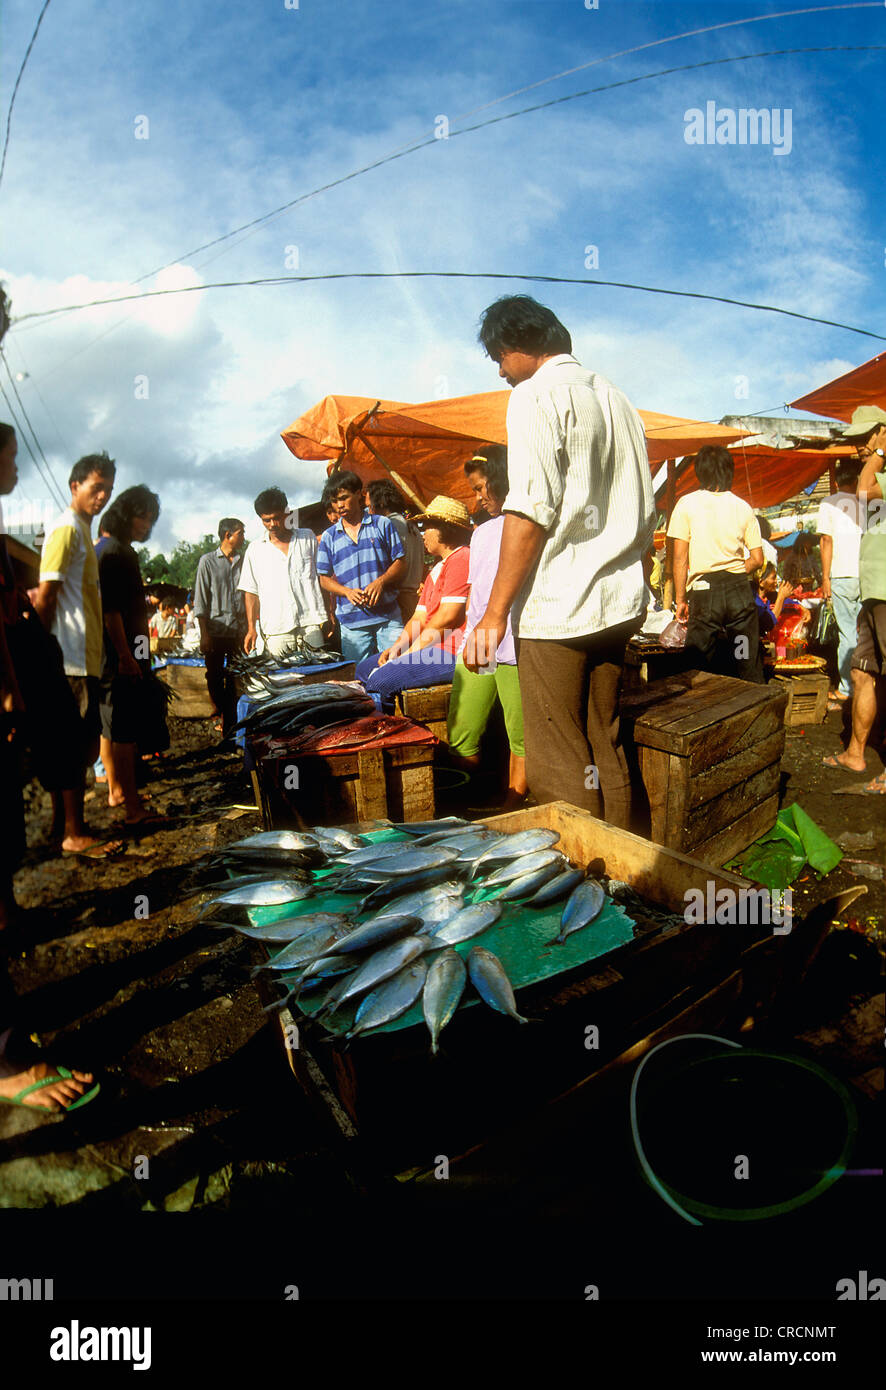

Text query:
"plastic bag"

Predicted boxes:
[[815, 600, 837, 645], [659, 618, 688, 649]]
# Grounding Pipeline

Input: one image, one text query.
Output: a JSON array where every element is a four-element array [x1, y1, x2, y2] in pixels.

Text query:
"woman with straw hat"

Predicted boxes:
[[354, 495, 472, 706]]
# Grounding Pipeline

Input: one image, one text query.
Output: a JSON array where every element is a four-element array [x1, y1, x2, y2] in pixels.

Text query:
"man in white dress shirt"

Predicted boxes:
[[463, 295, 655, 829], [238, 487, 331, 658]]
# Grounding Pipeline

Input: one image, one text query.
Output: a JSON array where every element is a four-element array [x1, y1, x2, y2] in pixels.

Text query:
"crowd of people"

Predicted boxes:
[[1, 295, 884, 1113]]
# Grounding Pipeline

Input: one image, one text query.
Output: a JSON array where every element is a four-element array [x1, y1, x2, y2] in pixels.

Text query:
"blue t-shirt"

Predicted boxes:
[[755, 593, 776, 635], [317, 510, 405, 628]]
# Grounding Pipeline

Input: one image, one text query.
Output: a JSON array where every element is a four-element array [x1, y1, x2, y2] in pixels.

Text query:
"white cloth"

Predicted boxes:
[[817, 491, 863, 579], [503, 354, 655, 639], [263, 626, 324, 659], [237, 529, 326, 636]]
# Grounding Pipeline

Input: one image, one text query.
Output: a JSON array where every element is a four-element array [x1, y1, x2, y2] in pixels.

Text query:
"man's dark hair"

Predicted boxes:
[[694, 446, 735, 492], [756, 513, 773, 541], [0, 422, 15, 451], [836, 458, 860, 489], [754, 560, 778, 592], [422, 517, 473, 549], [366, 479, 407, 515], [218, 516, 245, 540], [478, 295, 572, 360], [464, 444, 509, 504], [254, 487, 287, 517], [102, 485, 160, 542], [69, 451, 116, 489], [321, 470, 364, 507]]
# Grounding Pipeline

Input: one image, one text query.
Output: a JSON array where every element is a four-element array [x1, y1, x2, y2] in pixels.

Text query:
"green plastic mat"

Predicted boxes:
[[247, 829, 635, 1038]]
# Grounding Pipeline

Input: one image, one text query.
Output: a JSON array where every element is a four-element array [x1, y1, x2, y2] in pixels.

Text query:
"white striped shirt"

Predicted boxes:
[[504, 354, 655, 639]]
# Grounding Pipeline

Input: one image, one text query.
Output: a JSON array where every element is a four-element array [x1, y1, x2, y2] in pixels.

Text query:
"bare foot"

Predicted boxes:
[[109, 791, 151, 808], [0, 1061, 96, 1112]]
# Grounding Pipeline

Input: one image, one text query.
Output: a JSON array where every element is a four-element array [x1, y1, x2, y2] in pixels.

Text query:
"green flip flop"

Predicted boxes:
[[0, 1066, 100, 1114]]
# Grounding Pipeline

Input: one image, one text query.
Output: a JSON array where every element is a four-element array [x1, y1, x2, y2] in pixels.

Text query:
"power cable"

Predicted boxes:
[[0, 376, 64, 510], [0, 351, 66, 507], [11, 271, 885, 342], [0, 0, 54, 195]]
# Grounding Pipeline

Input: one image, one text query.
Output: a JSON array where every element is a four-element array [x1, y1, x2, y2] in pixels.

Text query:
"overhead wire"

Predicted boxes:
[[0, 351, 66, 507], [0, 376, 64, 511], [0, 0, 54, 195]]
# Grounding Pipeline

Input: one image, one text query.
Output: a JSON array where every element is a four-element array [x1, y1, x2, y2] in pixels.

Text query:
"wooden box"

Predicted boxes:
[[774, 671, 829, 727], [621, 670, 788, 866], [394, 683, 451, 742], [155, 660, 214, 719], [274, 802, 827, 1171], [257, 742, 436, 828]]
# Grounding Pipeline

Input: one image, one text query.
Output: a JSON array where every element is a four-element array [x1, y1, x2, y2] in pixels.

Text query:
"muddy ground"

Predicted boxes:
[[0, 704, 882, 1299]]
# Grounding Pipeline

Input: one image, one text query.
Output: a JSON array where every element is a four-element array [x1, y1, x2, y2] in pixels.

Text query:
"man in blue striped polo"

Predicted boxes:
[[317, 471, 406, 663]]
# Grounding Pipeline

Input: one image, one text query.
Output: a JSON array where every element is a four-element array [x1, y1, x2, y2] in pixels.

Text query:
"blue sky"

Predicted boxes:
[[1, 0, 884, 549]]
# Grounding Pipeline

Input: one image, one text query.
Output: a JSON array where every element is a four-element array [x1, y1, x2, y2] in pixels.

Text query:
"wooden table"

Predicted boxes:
[[620, 670, 788, 865]]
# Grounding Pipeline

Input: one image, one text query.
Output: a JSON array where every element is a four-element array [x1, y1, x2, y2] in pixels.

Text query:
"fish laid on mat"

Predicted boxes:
[[345, 846, 460, 879], [329, 936, 429, 1011], [525, 867, 585, 906], [425, 901, 503, 945], [254, 921, 353, 973], [198, 880, 316, 916], [209, 914, 337, 943], [322, 915, 424, 958], [334, 841, 411, 869], [347, 960, 430, 1038], [365, 883, 465, 930], [411, 826, 493, 847], [226, 830, 322, 852], [471, 829, 560, 875], [359, 864, 465, 914], [554, 879, 606, 943], [422, 950, 467, 1054], [486, 860, 566, 901], [389, 817, 473, 835], [481, 848, 565, 887], [467, 947, 528, 1024]]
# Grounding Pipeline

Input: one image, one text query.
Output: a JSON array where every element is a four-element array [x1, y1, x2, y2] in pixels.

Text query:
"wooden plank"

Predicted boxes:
[[684, 761, 781, 844], [622, 671, 724, 734], [690, 792, 779, 867], [632, 682, 784, 758], [356, 749, 388, 821], [483, 801, 753, 912], [687, 729, 786, 808], [689, 697, 786, 773], [664, 679, 773, 736], [638, 745, 682, 850]]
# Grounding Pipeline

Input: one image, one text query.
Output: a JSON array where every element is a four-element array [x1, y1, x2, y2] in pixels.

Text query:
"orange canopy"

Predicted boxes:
[[790, 350, 886, 421], [662, 443, 854, 511], [282, 392, 748, 509]]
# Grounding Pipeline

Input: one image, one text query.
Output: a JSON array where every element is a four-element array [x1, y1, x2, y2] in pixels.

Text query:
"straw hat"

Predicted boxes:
[[412, 495, 472, 528]]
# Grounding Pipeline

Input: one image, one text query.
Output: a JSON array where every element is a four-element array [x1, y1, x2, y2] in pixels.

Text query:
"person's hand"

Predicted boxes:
[[199, 633, 212, 657], [1, 684, 24, 743], [821, 577, 831, 600], [675, 601, 689, 624], [361, 579, 386, 608], [462, 617, 506, 673], [342, 586, 367, 608], [244, 627, 257, 654], [322, 619, 336, 641], [119, 651, 142, 679], [777, 580, 797, 600], [377, 646, 393, 666]]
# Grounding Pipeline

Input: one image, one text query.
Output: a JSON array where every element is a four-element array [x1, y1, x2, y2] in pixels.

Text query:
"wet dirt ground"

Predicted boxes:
[[0, 704, 881, 1299]]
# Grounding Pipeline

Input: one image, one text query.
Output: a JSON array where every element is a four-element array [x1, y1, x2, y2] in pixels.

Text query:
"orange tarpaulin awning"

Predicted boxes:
[[790, 350, 886, 422], [282, 392, 748, 508], [660, 443, 854, 510]]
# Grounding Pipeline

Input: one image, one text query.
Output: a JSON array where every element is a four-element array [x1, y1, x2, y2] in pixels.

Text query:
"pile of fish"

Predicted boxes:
[[194, 819, 613, 1052], [233, 682, 376, 741]]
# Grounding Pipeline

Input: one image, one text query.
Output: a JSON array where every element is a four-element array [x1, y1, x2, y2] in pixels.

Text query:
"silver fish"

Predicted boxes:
[[368, 883, 465, 930], [209, 914, 337, 943], [471, 829, 560, 875], [410, 826, 491, 848], [390, 817, 473, 835], [199, 879, 315, 915], [482, 848, 565, 887], [324, 915, 423, 957], [526, 867, 585, 906], [359, 867, 466, 915], [349, 846, 460, 878], [488, 860, 565, 901], [467, 947, 528, 1023], [555, 878, 606, 943], [229, 830, 320, 852], [256, 921, 352, 972], [335, 841, 411, 869], [347, 959, 429, 1038], [422, 950, 467, 1054], [333, 936, 429, 1009], [427, 901, 503, 945], [310, 827, 367, 851]]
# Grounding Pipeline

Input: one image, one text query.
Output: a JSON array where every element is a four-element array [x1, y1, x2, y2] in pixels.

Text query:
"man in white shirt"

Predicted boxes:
[[668, 446, 764, 682], [818, 458, 862, 702], [238, 487, 331, 659], [463, 295, 655, 829]]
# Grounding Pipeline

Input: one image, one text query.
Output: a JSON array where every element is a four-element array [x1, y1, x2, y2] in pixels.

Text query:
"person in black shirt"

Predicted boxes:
[[98, 486, 167, 828]]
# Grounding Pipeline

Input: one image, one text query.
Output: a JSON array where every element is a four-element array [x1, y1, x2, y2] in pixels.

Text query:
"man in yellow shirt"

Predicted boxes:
[[668, 446, 765, 683], [34, 453, 123, 857]]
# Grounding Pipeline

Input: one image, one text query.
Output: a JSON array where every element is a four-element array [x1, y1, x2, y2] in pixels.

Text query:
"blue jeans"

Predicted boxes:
[[339, 619, 403, 665], [356, 645, 458, 709], [830, 577, 861, 696]]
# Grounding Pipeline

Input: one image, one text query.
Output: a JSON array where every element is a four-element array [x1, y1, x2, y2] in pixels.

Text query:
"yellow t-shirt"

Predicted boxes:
[[667, 490, 762, 592], [39, 508, 103, 677]]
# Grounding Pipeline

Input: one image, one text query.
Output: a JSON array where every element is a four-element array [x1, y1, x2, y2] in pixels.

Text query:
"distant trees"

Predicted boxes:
[[136, 534, 216, 590]]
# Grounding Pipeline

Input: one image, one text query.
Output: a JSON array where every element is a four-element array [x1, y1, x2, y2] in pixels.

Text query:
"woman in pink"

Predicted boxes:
[[354, 496, 472, 706]]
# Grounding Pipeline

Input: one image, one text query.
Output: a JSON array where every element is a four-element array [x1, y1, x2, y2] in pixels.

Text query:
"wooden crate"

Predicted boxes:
[[394, 683, 451, 742], [774, 671, 829, 727], [257, 742, 435, 827], [155, 661, 214, 719], [274, 802, 815, 1169], [621, 670, 788, 866]]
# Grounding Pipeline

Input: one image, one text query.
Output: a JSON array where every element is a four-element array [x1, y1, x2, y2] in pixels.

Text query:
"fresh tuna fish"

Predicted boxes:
[[555, 878, 606, 943], [467, 947, 528, 1023], [422, 950, 467, 1054], [229, 830, 321, 852], [310, 826, 366, 852], [411, 826, 492, 848], [482, 848, 565, 887], [367, 883, 465, 930], [324, 915, 423, 957], [471, 829, 560, 875], [389, 817, 473, 835], [426, 901, 503, 945], [209, 913, 340, 943], [255, 920, 352, 972], [347, 960, 429, 1038], [335, 841, 411, 869], [359, 864, 467, 914], [199, 879, 315, 916], [352, 846, 460, 878], [526, 867, 585, 906], [332, 936, 429, 1010], [488, 860, 565, 901]]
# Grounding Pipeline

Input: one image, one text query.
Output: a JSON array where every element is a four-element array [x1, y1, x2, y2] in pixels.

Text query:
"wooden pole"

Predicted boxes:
[[352, 426, 428, 515]]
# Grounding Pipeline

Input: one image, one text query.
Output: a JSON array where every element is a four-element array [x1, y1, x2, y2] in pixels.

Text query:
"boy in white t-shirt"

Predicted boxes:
[[818, 458, 862, 701]]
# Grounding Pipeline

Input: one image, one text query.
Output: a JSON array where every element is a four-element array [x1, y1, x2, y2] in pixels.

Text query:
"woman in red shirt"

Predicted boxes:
[[355, 496, 472, 707]]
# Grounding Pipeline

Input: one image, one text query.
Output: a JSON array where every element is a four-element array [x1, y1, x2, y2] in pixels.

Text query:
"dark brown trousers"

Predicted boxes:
[[517, 619, 640, 830]]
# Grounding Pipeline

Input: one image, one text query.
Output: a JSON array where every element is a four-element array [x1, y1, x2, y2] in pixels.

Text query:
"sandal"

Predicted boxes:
[[0, 1065, 100, 1114], [821, 755, 867, 773], [61, 839, 126, 860]]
